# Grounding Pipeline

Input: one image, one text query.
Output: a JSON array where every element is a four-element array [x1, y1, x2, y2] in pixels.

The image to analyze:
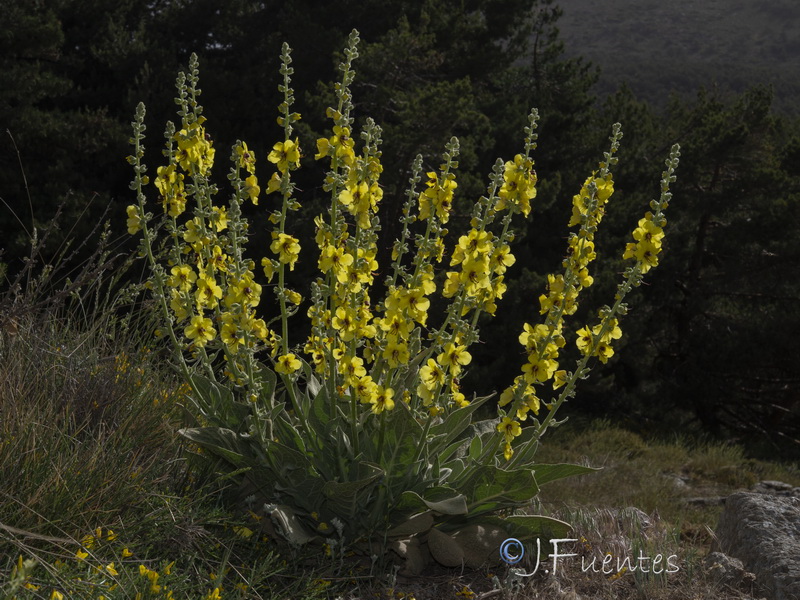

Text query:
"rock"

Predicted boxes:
[[716, 491, 800, 600], [704, 551, 754, 588], [752, 480, 800, 497], [663, 472, 690, 490], [684, 496, 727, 507]]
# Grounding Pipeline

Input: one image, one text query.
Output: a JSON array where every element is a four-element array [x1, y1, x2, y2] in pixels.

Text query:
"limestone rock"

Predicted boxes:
[[716, 491, 800, 600]]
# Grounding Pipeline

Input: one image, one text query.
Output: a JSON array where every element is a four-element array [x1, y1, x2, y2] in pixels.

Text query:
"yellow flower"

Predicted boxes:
[[126, 205, 142, 234], [451, 229, 492, 266], [419, 358, 446, 390], [265, 172, 281, 195], [370, 386, 395, 414], [521, 356, 557, 384], [225, 274, 262, 308], [195, 274, 223, 309], [275, 353, 301, 374], [318, 245, 353, 281], [244, 174, 260, 204], [490, 244, 516, 274], [169, 289, 190, 322], [220, 313, 245, 351], [122, 548, 133, 558], [338, 179, 368, 208], [623, 239, 660, 272], [382, 338, 410, 367], [233, 526, 254, 539], [437, 343, 472, 375], [75, 549, 89, 561], [271, 232, 301, 270], [261, 257, 275, 282], [353, 375, 379, 404], [205, 588, 222, 600], [185, 315, 216, 347], [105, 562, 119, 576], [236, 141, 257, 174], [268, 138, 301, 172], [553, 370, 568, 389], [51, 591, 64, 600], [339, 355, 367, 382], [576, 325, 593, 356], [210, 206, 228, 232], [168, 265, 197, 292], [332, 306, 358, 340], [497, 416, 522, 440]]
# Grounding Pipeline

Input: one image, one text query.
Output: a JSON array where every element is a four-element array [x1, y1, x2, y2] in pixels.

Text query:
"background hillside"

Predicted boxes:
[[556, 0, 800, 114]]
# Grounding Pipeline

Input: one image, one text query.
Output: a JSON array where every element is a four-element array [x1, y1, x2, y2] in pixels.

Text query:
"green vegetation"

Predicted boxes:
[[2, 1, 800, 597]]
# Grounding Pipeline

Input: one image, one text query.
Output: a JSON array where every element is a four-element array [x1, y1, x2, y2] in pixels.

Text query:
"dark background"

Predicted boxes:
[[1, 0, 798, 459]]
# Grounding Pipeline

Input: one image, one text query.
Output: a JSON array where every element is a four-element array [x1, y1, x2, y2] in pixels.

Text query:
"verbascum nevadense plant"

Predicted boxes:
[[127, 30, 680, 569]]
